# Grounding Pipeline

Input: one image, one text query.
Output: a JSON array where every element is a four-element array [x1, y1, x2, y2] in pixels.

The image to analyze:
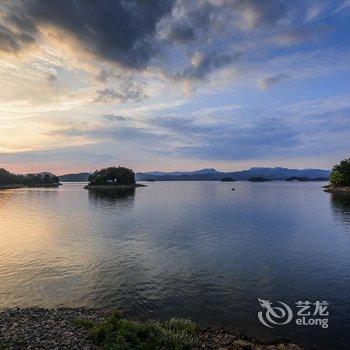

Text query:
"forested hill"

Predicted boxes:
[[58, 172, 90, 182]]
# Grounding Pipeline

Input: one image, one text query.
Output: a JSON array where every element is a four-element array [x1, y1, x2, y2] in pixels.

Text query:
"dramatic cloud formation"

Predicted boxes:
[[0, 0, 349, 172], [0, 0, 174, 68]]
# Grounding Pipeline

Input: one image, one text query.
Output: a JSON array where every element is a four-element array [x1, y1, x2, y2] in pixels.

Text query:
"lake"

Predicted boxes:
[[0, 181, 349, 349]]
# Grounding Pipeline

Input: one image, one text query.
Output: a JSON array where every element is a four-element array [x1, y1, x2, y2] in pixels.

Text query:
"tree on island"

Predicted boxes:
[[330, 158, 350, 186], [23, 173, 60, 186], [0, 168, 22, 185], [88, 167, 135, 186]]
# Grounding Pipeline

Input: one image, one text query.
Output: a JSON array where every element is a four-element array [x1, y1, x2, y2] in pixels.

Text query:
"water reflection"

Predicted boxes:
[[330, 194, 350, 224], [0, 190, 12, 207], [1, 182, 350, 349], [88, 188, 135, 203]]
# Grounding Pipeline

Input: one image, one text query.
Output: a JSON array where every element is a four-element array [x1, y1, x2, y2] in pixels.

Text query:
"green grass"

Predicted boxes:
[[75, 311, 199, 350], [73, 317, 95, 329]]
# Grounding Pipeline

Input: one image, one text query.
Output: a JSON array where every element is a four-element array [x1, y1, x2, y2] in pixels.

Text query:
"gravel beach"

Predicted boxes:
[[0, 308, 302, 350]]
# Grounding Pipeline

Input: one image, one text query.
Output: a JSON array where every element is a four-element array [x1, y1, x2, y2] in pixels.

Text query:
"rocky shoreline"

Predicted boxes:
[[0, 308, 301, 350], [0, 184, 25, 190], [323, 185, 350, 194], [0, 183, 61, 190]]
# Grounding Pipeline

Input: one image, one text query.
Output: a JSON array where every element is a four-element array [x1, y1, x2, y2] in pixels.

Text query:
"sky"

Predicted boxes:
[[0, 0, 350, 174]]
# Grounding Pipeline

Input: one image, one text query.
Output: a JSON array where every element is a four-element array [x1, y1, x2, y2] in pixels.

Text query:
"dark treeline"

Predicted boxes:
[[0, 168, 60, 186]]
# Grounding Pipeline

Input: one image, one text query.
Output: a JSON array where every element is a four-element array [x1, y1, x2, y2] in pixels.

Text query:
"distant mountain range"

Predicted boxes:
[[58, 167, 330, 182], [58, 172, 90, 182], [135, 167, 330, 181]]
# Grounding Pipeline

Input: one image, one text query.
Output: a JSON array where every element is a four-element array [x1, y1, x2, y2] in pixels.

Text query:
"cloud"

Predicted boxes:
[[46, 120, 167, 143], [47, 73, 57, 83], [140, 95, 350, 161], [257, 74, 288, 90], [0, 143, 126, 169], [146, 115, 300, 160], [95, 79, 146, 103], [150, 116, 208, 135], [234, 0, 289, 30], [102, 114, 128, 122], [334, 0, 350, 13], [89, 127, 166, 142], [173, 51, 242, 81], [166, 23, 195, 43], [0, 6, 38, 54]]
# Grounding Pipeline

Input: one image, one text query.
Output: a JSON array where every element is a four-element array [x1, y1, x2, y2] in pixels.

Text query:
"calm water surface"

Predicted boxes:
[[0, 182, 349, 349]]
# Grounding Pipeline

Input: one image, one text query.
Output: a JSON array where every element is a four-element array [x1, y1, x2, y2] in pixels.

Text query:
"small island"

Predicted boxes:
[[220, 177, 235, 182], [0, 168, 61, 189], [286, 176, 329, 182], [324, 158, 350, 194], [248, 176, 271, 182], [286, 176, 310, 182], [84, 166, 146, 190]]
